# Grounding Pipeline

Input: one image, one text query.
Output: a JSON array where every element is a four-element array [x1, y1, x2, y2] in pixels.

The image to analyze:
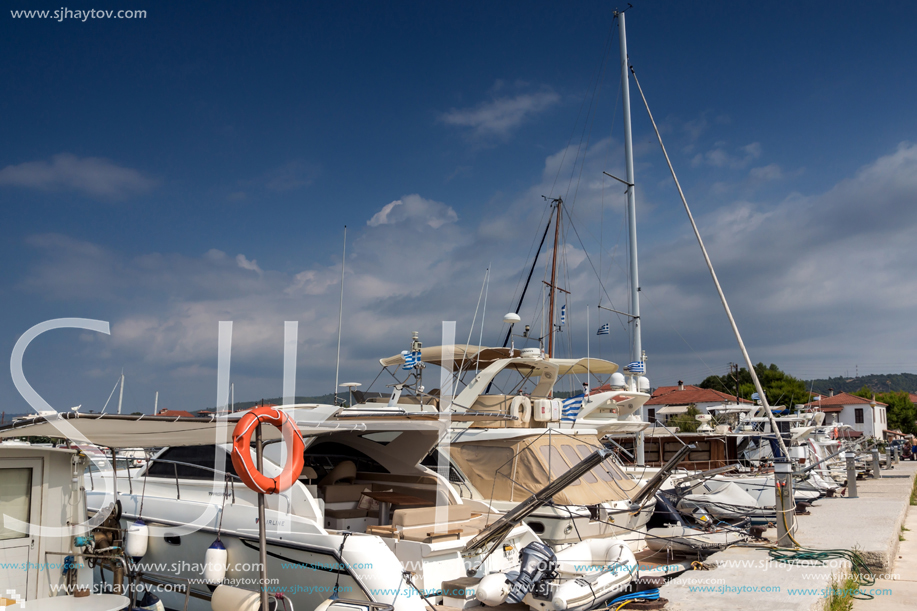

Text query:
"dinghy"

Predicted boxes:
[[476, 538, 637, 611]]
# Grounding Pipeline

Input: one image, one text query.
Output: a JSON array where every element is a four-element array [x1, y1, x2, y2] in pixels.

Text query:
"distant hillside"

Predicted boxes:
[[804, 373, 917, 396]]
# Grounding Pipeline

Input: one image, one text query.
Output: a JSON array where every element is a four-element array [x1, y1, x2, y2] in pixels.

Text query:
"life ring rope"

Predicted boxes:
[[231, 406, 306, 495]]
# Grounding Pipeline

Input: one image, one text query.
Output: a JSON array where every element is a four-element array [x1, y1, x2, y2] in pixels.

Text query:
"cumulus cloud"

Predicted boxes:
[[0, 153, 157, 199], [14, 143, 917, 409], [439, 86, 560, 140], [367, 194, 458, 229]]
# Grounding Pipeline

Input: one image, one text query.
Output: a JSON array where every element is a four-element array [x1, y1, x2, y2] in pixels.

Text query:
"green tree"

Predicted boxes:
[[699, 363, 810, 410], [669, 405, 701, 433], [852, 387, 917, 435]]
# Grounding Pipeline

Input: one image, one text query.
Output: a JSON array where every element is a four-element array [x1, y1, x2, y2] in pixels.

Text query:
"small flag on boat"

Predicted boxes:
[[597, 323, 610, 336], [625, 361, 645, 374], [560, 304, 566, 325], [402, 350, 422, 370], [561, 394, 584, 423]]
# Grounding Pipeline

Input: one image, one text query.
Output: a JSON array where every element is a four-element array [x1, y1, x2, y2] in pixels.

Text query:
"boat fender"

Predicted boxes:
[[211, 585, 264, 611], [510, 396, 532, 423], [231, 405, 306, 494], [124, 518, 149, 562], [476, 572, 514, 606], [204, 538, 229, 584]]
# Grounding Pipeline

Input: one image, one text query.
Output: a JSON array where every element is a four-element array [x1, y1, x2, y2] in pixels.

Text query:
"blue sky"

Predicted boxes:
[[3, 1, 917, 414]]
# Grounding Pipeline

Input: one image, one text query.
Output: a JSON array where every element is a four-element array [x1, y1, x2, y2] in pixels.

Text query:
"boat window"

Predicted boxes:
[[0, 468, 31, 540], [575, 444, 621, 482], [360, 432, 402, 444], [539, 446, 580, 486], [304, 442, 388, 480], [561, 445, 597, 483], [146, 446, 238, 480]]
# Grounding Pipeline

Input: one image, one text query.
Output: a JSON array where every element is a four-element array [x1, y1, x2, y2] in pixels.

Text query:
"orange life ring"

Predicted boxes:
[[231, 406, 305, 494], [831, 428, 839, 440]]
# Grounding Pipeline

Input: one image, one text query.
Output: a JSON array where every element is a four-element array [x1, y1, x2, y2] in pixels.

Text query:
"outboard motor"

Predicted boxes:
[[507, 542, 557, 604]]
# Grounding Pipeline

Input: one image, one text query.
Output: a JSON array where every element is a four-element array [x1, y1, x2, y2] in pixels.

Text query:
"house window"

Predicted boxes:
[[855, 408, 864, 424], [648, 409, 656, 423]]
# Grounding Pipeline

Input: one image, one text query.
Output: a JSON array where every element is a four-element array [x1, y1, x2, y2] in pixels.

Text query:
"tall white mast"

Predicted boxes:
[[153, 390, 158, 416], [617, 10, 645, 467], [618, 11, 641, 366], [334, 226, 347, 405]]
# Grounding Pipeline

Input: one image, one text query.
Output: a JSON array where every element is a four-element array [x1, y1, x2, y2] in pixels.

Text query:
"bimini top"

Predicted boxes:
[[380, 344, 619, 375], [380, 344, 521, 368]]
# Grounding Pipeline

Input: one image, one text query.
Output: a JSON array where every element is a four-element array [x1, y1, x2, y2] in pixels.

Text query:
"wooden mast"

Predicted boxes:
[[547, 198, 562, 358]]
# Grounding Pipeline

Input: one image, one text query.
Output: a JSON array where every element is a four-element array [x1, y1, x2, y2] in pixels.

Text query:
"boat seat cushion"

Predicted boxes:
[[321, 484, 369, 503], [393, 505, 472, 528]]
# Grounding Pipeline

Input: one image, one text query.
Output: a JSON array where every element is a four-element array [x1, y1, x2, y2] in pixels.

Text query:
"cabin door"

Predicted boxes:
[[0, 458, 43, 601]]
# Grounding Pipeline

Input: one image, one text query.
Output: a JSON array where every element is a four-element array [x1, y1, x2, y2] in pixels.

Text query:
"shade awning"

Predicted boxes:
[[380, 345, 520, 368], [655, 405, 690, 415], [549, 358, 619, 375]]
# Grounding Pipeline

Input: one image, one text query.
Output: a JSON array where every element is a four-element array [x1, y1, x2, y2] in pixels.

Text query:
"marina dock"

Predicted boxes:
[[659, 461, 917, 610]]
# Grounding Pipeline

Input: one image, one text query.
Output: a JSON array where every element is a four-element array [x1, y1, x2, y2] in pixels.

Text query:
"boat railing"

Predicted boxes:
[[88, 458, 242, 503]]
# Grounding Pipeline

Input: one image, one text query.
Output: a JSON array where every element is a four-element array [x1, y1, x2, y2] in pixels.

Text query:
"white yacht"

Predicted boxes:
[[344, 345, 658, 551]]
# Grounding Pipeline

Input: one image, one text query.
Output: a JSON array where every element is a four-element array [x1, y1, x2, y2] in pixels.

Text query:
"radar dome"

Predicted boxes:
[[637, 376, 650, 392], [609, 372, 626, 388]]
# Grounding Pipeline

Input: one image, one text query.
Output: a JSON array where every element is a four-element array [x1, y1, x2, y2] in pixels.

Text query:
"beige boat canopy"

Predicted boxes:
[[451, 433, 636, 506], [380, 345, 618, 375], [380, 344, 520, 368]]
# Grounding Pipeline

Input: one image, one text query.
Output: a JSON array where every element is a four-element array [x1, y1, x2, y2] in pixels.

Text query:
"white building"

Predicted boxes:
[[805, 390, 887, 439]]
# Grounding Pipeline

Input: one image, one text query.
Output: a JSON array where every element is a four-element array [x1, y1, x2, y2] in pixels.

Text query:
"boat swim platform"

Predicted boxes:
[[657, 460, 917, 611]]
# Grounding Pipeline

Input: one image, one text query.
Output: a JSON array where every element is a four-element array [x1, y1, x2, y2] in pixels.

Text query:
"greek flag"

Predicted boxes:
[[597, 323, 610, 335], [625, 361, 645, 374], [561, 394, 584, 422], [402, 350, 422, 371], [560, 304, 566, 325]]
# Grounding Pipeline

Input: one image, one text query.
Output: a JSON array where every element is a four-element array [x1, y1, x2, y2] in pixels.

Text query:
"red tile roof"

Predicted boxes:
[[156, 409, 196, 418], [804, 392, 886, 409], [646, 384, 751, 406]]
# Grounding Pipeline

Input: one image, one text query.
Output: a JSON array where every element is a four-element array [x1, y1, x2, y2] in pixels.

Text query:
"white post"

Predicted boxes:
[[283, 321, 298, 405], [153, 391, 158, 416], [230, 382, 234, 414]]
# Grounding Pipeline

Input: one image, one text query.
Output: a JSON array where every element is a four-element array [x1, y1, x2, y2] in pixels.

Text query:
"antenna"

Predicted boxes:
[[334, 226, 347, 406]]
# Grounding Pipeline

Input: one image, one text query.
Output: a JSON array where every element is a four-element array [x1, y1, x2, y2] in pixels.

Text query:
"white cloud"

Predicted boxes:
[[367, 194, 458, 229], [749, 163, 783, 181], [0, 153, 157, 199], [692, 142, 762, 169], [439, 87, 560, 140], [15, 143, 917, 409], [236, 254, 263, 276]]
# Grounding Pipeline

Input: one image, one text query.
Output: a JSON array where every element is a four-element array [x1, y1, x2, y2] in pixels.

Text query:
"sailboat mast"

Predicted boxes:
[[547, 199, 562, 358], [618, 11, 642, 365]]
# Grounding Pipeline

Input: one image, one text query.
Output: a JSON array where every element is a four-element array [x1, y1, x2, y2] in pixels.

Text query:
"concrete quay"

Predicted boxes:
[[656, 461, 917, 611]]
